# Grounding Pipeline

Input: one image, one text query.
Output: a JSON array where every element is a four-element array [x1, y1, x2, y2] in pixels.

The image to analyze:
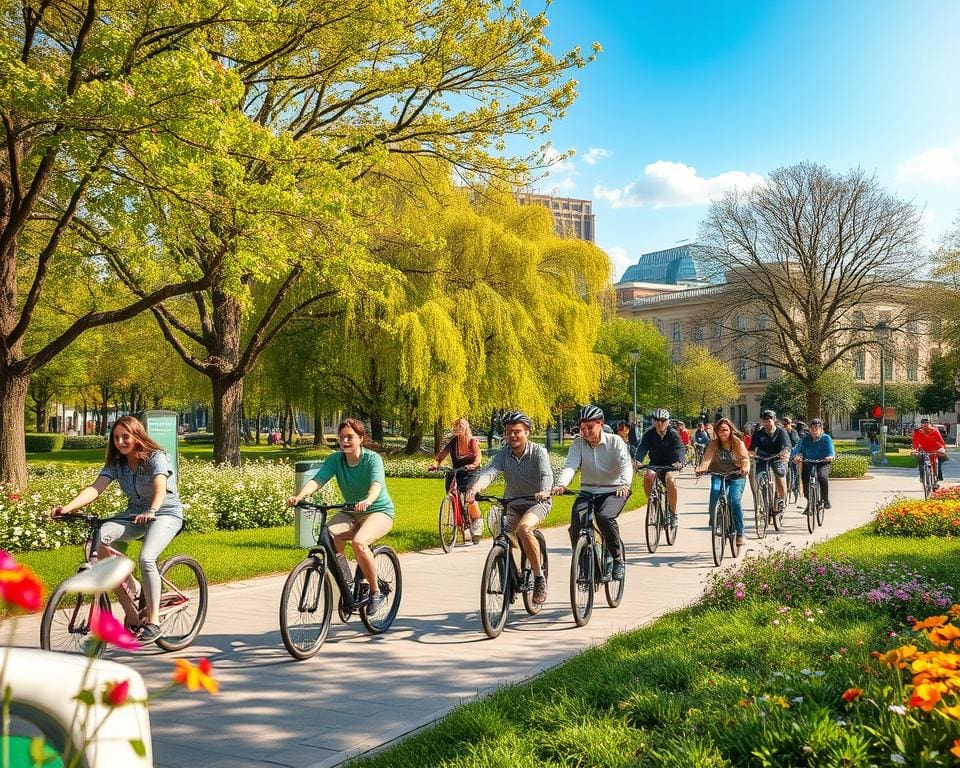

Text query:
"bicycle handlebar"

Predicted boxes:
[[474, 493, 542, 505], [52, 513, 138, 525], [557, 488, 618, 498], [295, 501, 357, 513], [797, 458, 832, 465], [639, 464, 681, 472]]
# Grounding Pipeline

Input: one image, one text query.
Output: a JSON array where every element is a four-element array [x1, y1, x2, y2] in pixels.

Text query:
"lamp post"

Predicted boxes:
[[874, 321, 891, 465], [630, 348, 641, 427]]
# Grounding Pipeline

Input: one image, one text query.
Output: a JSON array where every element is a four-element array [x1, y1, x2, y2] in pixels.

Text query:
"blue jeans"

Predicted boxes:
[[708, 475, 746, 536]]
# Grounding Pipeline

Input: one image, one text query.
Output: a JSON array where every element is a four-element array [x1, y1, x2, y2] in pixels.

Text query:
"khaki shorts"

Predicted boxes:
[[504, 500, 550, 533], [328, 511, 393, 546]]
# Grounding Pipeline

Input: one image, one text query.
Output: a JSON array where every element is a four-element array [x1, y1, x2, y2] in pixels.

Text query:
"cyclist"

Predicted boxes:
[[429, 418, 483, 541], [635, 408, 685, 526], [693, 422, 711, 465], [467, 412, 552, 605], [553, 405, 633, 581], [793, 417, 835, 511], [781, 416, 802, 504], [749, 410, 791, 516], [912, 417, 947, 490], [49, 415, 184, 643], [288, 418, 394, 615], [694, 418, 750, 548]]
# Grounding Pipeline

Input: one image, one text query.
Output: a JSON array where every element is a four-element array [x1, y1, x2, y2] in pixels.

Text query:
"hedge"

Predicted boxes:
[[63, 435, 108, 450], [24, 434, 63, 452], [831, 453, 869, 478], [182, 432, 215, 444]]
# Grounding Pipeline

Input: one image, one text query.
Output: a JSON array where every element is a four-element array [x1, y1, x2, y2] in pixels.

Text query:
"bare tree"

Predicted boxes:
[[699, 162, 925, 418]]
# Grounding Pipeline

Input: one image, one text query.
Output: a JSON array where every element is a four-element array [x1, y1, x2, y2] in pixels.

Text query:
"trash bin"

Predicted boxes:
[[294, 461, 324, 548]]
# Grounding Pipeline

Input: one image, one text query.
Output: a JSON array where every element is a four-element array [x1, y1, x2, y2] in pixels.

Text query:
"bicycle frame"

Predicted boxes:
[[299, 503, 369, 614], [641, 465, 674, 526], [476, 494, 541, 596], [915, 451, 938, 498], [570, 489, 617, 584]]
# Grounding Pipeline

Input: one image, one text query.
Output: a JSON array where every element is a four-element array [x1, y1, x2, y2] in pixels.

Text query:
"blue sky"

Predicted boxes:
[[529, 1, 960, 279]]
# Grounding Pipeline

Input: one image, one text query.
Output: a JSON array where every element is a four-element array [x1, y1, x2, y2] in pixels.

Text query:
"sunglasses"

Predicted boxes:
[[653, 418, 669, 423]]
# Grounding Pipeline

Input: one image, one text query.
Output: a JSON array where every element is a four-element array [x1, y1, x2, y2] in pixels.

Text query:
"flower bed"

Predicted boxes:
[[380, 451, 567, 478], [874, 497, 960, 537]]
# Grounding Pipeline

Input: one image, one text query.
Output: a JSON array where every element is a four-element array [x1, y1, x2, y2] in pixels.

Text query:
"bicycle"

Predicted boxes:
[[475, 493, 549, 639], [280, 501, 402, 660], [563, 489, 626, 627], [914, 450, 940, 500], [640, 464, 679, 553], [708, 471, 742, 567], [753, 453, 784, 534], [432, 466, 480, 552], [798, 458, 830, 532], [40, 514, 207, 656], [693, 442, 707, 469], [787, 460, 800, 505]]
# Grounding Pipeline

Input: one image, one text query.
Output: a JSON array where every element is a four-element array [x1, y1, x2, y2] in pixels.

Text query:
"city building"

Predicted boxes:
[[516, 192, 595, 243], [614, 243, 713, 304]]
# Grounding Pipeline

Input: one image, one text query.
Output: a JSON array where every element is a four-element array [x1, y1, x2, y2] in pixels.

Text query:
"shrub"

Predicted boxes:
[[62, 435, 108, 450], [380, 450, 567, 479], [874, 497, 960, 538], [832, 453, 869, 478], [182, 432, 215, 444], [24, 433, 64, 452]]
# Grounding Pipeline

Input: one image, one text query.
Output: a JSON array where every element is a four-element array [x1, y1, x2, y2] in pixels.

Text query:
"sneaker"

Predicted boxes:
[[824, 501, 831, 509], [532, 576, 547, 605], [735, 535, 745, 547], [611, 559, 625, 581], [367, 591, 386, 615], [137, 623, 161, 643], [776, 499, 785, 513], [669, 513, 678, 528], [470, 518, 484, 540]]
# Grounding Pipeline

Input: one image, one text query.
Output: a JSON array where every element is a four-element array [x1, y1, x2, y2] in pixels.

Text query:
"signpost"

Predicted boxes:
[[141, 410, 179, 484]]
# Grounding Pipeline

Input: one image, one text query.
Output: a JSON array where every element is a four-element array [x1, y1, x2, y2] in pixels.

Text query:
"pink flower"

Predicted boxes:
[[90, 608, 140, 650], [104, 680, 130, 706]]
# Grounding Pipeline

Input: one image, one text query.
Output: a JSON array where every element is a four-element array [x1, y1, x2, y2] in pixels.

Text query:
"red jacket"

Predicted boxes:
[[913, 427, 945, 454]]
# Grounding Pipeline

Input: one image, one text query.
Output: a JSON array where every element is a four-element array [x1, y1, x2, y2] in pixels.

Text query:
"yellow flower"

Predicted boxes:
[[952, 740, 960, 759], [873, 645, 919, 669], [908, 681, 946, 712], [172, 658, 219, 695], [928, 624, 960, 648]]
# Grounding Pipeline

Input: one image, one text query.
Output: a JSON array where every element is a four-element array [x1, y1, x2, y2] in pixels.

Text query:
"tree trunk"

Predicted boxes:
[[805, 388, 822, 421], [211, 375, 243, 465], [433, 418, 442, 455], [312, 394, 324, 446], [0, 373, 29, 489], [402, 411, 423, 455], [370, 414, 384, 444], [285, 400, 294, 445], [255, 410, 262, 445]]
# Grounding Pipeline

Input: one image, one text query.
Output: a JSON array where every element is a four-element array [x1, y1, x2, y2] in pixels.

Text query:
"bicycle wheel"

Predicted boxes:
[[521, 531, 549, 616], [360, 546, 402, 634], [806, 482, 817, 534], [727, 512, 740, 558], [644, 495, 661, 554], [923, 465, 933, 500], [570, 536, 595, 627], [480, 545, 509, 638], [154, 555, 208, 652], [815, 483, 826, 527], [664, 498, 678, 546], [767, 475, 783, 532], [604, 535, 625, 608], [711, 499, 725, 567], [754, 480, 768, 539], [438, 495, 458, 553], [40, 586, 112, 657], [789, 464, 800, 504], [280, 556, 333, 660]]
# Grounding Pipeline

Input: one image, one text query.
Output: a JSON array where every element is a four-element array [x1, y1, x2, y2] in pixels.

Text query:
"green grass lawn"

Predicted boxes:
[[347, 528, 960, 767], [18, 475, 647, 595]]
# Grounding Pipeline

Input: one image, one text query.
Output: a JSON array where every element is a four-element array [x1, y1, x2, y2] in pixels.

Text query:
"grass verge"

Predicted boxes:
[[347, 528, 960, 768]]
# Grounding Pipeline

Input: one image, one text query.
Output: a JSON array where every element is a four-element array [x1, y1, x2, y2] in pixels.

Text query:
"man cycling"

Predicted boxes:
[[553, 405, 633, 581], [750, 410, 791, 515], [635, 408, 685, 526], [793, 418, 835, 511], [693, 422, 711, 465], [467, 412, 552, 605], [781, 416, 802, 503], [912, 417, 946, 490]]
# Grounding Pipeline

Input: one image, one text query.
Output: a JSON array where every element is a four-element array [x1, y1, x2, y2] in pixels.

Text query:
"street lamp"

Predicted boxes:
[[873, 320, 892, 465], [630, 348, 641, 426]]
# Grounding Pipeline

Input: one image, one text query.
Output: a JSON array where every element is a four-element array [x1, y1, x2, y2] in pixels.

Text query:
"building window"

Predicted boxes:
[[907, 349, 919, 381], [735, 315, 747, 331], [694, 325, 704, 342], [758, 357, 768, 380], [908, 318, 920, 335], [852, 311, 866, 330], [883, 357, 894, 381], [714, 321, 722, 339], [854, 350, 865, 380], [756, 314, 768, 331], [672, 322, 681, 342], [737, 359, 747, 381]]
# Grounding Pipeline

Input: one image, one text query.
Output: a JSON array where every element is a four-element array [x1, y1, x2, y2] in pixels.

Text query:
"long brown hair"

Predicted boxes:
[[338, 418, 373, 447], [105, 415, 164, 464], [712, 418, 743, 451]]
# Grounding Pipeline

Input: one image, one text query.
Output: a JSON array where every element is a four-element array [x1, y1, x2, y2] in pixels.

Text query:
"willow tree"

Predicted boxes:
[[105, 0, 598, 464], [672, 344, 739, 420]]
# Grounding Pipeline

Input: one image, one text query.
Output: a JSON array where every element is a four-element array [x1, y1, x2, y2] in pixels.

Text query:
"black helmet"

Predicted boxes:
[[578, 404, 604, 422], [502, 411, 533, 429], [652, 408, 670, 421]]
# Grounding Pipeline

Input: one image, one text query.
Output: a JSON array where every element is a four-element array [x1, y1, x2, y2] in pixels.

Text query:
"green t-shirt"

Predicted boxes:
[[311, 449, 395, 518]]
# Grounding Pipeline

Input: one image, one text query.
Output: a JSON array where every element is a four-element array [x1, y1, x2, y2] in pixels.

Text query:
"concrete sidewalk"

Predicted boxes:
[[14, 466, 923, 768]]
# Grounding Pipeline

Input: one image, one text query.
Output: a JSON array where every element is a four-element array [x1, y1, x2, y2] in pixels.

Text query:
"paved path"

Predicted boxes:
[[14, 465, 924, 768]]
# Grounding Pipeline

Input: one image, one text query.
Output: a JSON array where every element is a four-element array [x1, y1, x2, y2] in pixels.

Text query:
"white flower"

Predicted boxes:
[[888, 705, 907, 715], [891, 755, 906, 765]]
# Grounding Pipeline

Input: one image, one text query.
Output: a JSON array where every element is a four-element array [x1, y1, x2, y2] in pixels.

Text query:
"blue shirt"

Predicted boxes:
[[796, 433, 836, 462], [98, 450, 183, 519]]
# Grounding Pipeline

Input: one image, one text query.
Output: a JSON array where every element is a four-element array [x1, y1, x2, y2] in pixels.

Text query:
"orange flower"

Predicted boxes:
[[913, 615, 949, 631], [873, 645, 919, 669], [952, 740, 960, 759], [172, 658, 218, 694], [908, 681, 946, 712], [841, 687, 864, 702], [949, 605, 960, 619], [928, 624, 960, 648]]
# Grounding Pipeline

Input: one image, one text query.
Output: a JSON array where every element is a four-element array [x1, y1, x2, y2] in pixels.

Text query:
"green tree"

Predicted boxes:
[[857, 382, 919, 421], [672, 345, 739, 420], [593, 318, 670, 420], [762, 367, 861, 425], [916, 355, 959, 415]]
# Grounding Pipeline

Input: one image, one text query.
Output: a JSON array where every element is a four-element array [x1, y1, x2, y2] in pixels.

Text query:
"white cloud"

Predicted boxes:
[[536, 144, 578, 194], [583, 147, 611, 166], [593, 160, 765, 209], [896, 141, 960, 185], [605, 245, 632, 281]]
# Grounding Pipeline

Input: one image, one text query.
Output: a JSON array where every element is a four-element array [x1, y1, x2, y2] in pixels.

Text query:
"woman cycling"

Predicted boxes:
[[695, 418, 750, 549], [50, 415, 183, 643], [429, 417, 483, 541], [288, 418, 394, 615]]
